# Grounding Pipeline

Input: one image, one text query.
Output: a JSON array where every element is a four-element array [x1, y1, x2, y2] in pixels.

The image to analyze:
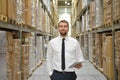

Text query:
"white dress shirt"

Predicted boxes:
[[46, 36, 84, 75]]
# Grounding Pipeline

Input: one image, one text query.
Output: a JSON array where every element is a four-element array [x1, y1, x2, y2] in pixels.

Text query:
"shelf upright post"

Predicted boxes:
[[111, 0, 117, 80]]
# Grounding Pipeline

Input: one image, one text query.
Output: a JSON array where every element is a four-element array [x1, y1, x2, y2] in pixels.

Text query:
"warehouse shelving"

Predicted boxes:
[[72, 0, 120, 80], [0, 0, 58, 80], [0, 21, 44, 35]]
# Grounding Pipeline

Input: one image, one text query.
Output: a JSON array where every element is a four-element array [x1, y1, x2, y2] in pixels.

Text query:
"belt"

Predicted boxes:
[[54, 70, 75, 74]]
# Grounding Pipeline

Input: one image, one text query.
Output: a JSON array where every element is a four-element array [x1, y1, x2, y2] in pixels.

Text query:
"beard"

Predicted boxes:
[[60, 32, 67, 36]]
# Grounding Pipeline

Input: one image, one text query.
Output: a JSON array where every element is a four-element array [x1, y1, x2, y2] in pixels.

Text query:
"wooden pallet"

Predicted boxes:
[[8, 18, 16, 24], [91, 27, 98, 31], [104, 22, 112, 27], [0, 15, 8, 22], [16, 22, 24, 26], [113, 17, 120, 24]]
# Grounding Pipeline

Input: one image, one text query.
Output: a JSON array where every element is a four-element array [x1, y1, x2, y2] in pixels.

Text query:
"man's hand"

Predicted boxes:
[[74, 63, 82, 69]]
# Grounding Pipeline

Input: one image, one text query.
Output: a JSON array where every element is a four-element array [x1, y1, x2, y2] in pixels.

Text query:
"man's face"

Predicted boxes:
[[58, 22, 69, 36]]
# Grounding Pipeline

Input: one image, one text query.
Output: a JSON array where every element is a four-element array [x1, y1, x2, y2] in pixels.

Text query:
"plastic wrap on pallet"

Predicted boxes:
[[6, 32, 22, 80], [40, 2, 44, 31], [29, 32, 36, 74], [85, 10, 89, 31], [21, 45, 29, 80], [82, 15, 85, 32], [36, 0, 40, 29], [31, 0, 36, 27], [36, 36, 43, 62], [113, 0, 120, 22], [88, 33, 93, 62], [82, 0, 88, 9], [84, 34, 89, 59], [95, 0, 103, 27], [16, 0, 24, 23], [76, 21, 81, 34]]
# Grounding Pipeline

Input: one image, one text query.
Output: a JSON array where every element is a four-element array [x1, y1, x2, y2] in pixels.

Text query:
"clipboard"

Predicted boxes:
[[69, 61, 84, 68]]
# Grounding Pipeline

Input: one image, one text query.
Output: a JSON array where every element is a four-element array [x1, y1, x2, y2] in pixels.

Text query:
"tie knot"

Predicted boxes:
[[62, 38, 65, 41]]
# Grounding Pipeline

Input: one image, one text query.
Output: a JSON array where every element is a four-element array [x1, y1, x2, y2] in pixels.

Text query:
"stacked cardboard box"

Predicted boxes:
[[106, 36, 114, 80], [95, 34, 103, 68], [115, 31, 120, 71], [29, 33, 36, 75], [95, 0, 103, 27], [6, 32, 21, 80], [21, 45, 29, 80], [77, 0, 88, 12], [92, 33, 96, 63], [39, 1, 43, 31], [84, 13, 86, 31], [88, 33, 93, 62], [102, 35, 114, 80], [76, 21, 80, 34], [102, 34, 107, 75], [24, 0, 32, 26], [37, 36, 44, 61], [0, 0, 1, 15], [113, 0, 120, 21], [8, 0, 16, 21], [21, 32, 31, 80], [0, 0, 7, 16], [90, 1, 95, 28], [77, 0, 82, 16], [6, 32, 31, 80], [103, 0, 112, 25], [84, 35, 89, 59], [0, 0, 16, 21]]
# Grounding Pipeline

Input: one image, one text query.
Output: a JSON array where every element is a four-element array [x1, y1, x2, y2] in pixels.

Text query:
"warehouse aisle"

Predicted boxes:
[[28, 60, 107, 80]]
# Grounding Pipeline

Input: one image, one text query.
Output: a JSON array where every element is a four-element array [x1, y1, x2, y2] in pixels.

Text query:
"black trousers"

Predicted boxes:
[[50, 70, 77, 80]]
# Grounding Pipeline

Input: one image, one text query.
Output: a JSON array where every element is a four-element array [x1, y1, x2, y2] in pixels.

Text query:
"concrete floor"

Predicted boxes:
[[29, 60, 107, 80]]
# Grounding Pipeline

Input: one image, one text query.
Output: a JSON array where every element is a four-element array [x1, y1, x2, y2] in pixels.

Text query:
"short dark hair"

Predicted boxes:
[[58, 20, 69, 28]]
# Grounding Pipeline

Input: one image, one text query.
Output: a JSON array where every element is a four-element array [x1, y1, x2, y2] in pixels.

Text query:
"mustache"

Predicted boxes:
[[60, 32, 67, 36]]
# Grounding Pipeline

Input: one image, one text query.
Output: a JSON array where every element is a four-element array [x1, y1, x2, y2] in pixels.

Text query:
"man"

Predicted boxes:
[[47, 20, 84, 80]]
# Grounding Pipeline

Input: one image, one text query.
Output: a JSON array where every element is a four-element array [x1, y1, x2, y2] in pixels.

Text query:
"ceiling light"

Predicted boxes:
[[65, 1, 67, 4], [67, 2, 70, 5]]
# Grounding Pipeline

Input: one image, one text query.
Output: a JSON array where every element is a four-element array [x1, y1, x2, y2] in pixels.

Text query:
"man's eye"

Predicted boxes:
[[64, 26, 67, 27]]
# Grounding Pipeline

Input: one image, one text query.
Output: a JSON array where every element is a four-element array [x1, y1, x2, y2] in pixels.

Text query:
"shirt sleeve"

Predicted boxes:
[[46, 42, 53, 76], [75, 41, 84, 64]]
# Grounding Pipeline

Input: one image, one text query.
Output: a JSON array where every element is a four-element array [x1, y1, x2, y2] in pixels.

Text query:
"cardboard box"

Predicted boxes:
[[24, 0, 32, 26], [106, 58, 114, 80], [113, 0, 120, 21], [115, 31, 120, 71], [106, 36, 113, 59]]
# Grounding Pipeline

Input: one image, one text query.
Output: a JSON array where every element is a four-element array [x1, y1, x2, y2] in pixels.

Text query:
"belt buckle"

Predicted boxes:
[[62, 70, 65, 74]]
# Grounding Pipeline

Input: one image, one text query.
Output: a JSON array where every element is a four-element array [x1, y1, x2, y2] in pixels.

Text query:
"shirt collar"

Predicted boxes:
[[59, 35, 69, 40]]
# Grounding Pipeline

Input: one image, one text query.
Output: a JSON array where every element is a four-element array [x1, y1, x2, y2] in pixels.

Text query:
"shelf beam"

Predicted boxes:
[[0, 21, 44, 35]]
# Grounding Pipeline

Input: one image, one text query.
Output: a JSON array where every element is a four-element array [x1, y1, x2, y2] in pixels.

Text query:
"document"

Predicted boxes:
[[69, 61, 84, 68]]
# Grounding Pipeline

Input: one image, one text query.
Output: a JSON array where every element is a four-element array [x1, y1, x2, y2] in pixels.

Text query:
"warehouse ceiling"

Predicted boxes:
[[58, 0, 72, 14], [58, 0, 72, 7]]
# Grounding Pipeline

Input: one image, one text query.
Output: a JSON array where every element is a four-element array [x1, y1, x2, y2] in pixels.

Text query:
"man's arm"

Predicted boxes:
[[75, 41, 84, 69]]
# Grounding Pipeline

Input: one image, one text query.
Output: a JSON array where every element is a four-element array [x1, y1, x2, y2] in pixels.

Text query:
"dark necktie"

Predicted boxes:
[[62, 38, 65, 70]]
